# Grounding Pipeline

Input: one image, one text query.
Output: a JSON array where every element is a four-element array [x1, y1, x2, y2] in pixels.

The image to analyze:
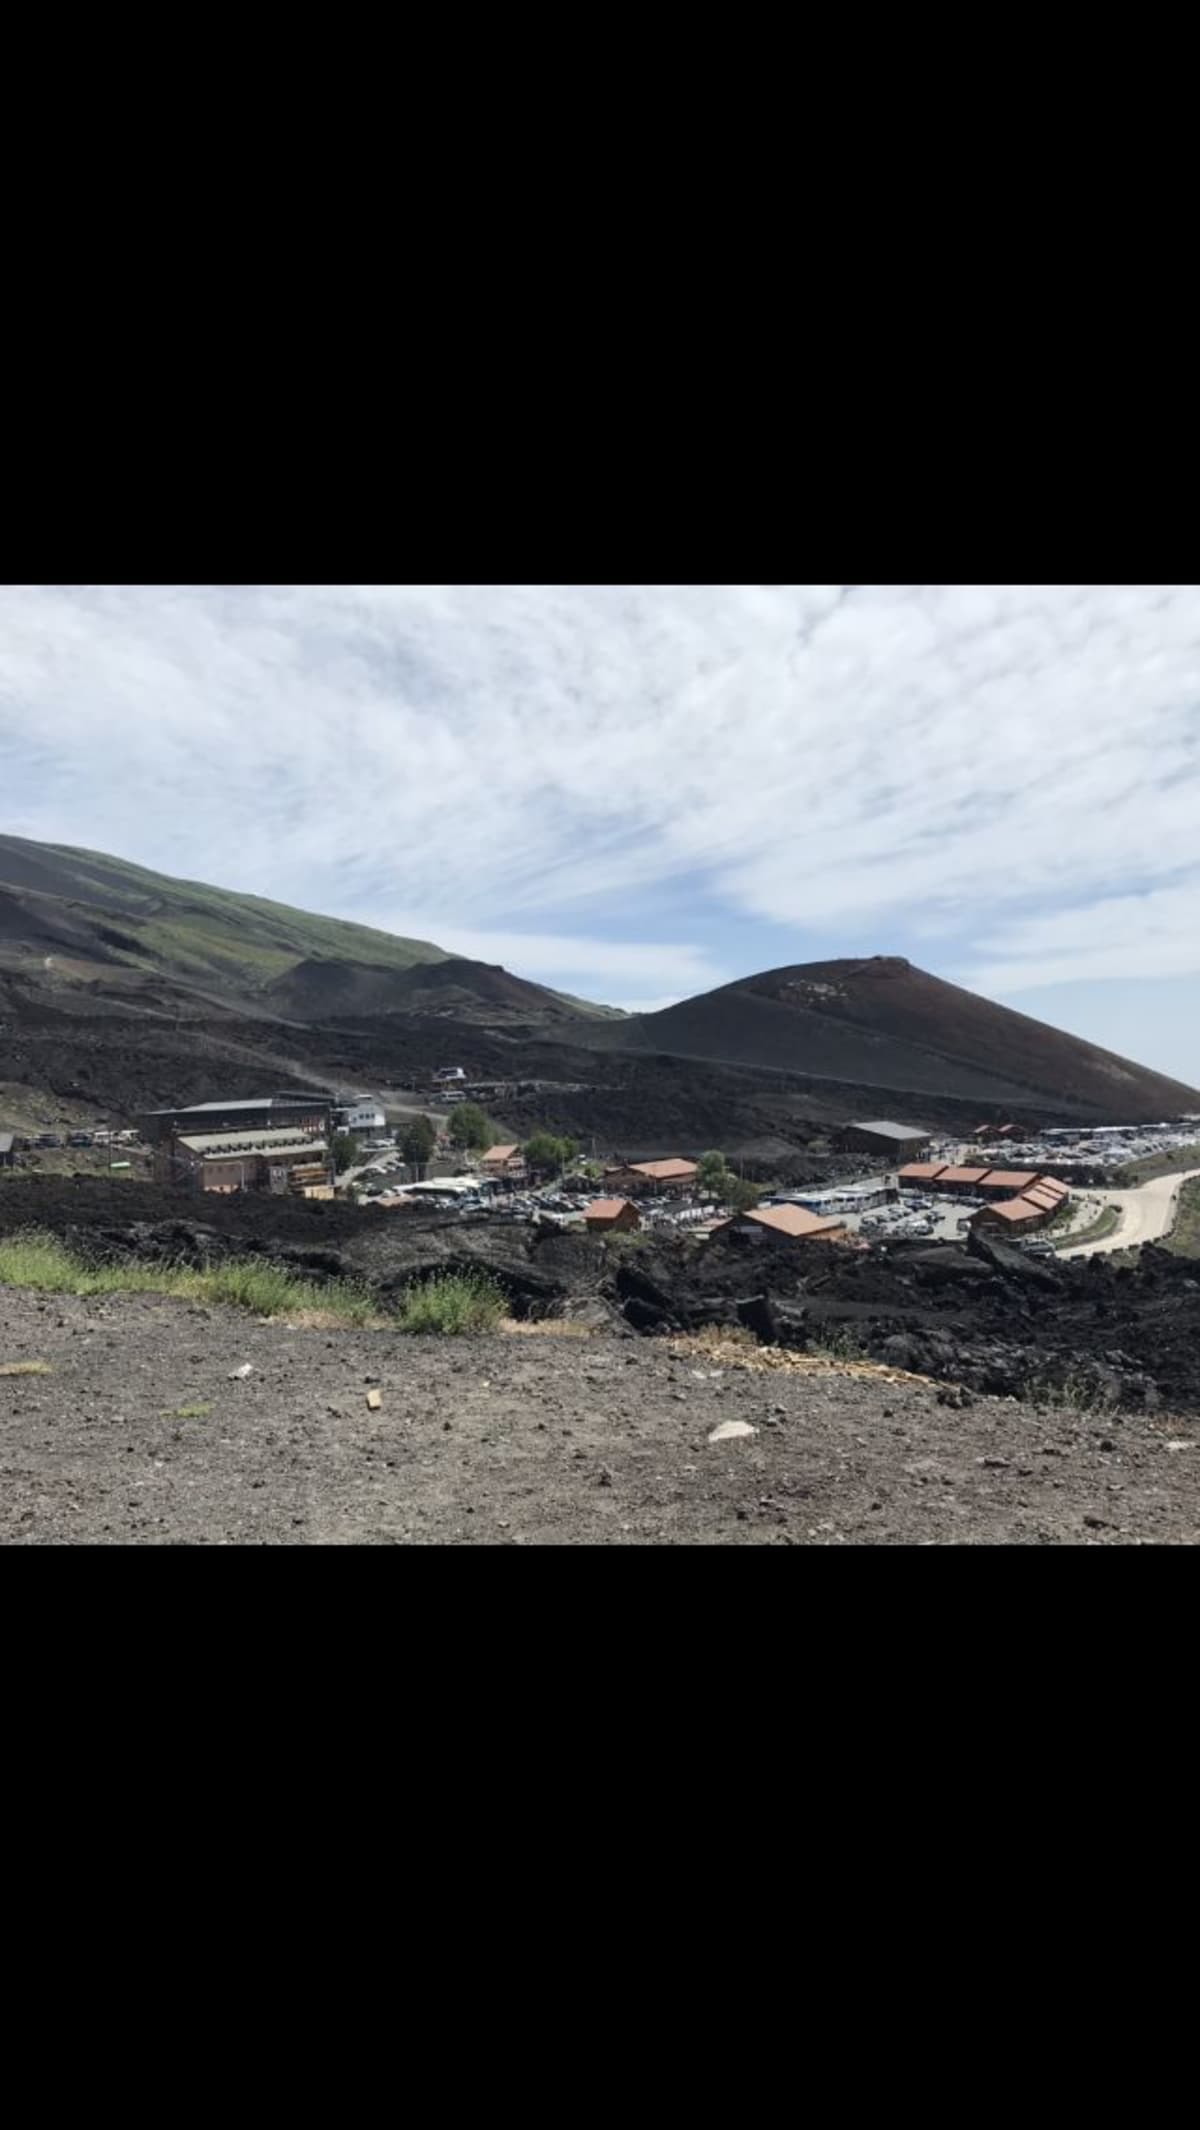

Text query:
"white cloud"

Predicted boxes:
[[379, 922, 726, 1002], [2, 584, 1200, 999], [966, 880, 1200, 993]]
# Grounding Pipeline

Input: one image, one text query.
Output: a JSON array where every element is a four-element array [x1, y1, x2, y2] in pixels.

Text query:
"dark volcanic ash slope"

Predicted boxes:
[[584, 955, 1200, 1123], [264, 954, 599, 1027]]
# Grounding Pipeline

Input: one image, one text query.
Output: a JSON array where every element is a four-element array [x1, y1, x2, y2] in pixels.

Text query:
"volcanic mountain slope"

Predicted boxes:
[[265, 954, 614, 1027], [0, 835, 617, 1025], [0, 834, 448, 994], [584, 955, 1200, 1123]]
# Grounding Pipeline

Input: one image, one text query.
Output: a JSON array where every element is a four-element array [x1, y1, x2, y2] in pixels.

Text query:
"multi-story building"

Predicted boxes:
[[168, 1126, 333, 1196], [141, 1096, 334, 1194]]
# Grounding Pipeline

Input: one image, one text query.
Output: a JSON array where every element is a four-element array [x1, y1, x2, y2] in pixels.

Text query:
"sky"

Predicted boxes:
[[1, 583, 1198, 1085]]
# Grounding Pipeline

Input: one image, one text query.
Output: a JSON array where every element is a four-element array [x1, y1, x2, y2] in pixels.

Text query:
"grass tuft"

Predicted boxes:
[[0, 1358, 53, 1376], [396, 1271, 506, 1335], [0, 1228, 377, 1325], [162, 1401, 212, 1420]]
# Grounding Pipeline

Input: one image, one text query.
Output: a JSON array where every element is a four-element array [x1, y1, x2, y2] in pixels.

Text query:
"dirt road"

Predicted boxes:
[[1058, 1167, 1200, 1259], [1, 1288, 1197, 1543]]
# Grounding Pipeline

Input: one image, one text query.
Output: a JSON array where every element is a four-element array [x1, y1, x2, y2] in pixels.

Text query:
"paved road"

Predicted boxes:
[[1058, 1166, 1200, 1258]]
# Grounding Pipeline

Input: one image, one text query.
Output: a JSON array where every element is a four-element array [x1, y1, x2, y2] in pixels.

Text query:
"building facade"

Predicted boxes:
[[603, 1158, 699, 1196], [899, 1163, 1070, 1207], [144, 1097, 333, 1179], [168, 1126, 333, 1195], [971, 1176, 1070, 1235], [481, 1143, 527, 1182], [584, 1197, 641, 1232], [334, 1104, 387, 1135]]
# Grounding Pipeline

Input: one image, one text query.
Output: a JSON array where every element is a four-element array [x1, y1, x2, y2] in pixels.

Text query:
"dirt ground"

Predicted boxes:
[[1, 1287, 1196, 1544]]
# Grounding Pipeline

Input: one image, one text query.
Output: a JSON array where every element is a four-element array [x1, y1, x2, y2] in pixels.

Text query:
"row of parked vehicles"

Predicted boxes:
[[11, 1127, 139, 1151]]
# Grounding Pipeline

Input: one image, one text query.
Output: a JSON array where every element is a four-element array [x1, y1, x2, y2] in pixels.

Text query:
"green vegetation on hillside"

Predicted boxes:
[[0, 1229, 379, 1323], [0, 835, 449, 990], [1165, 1178, 1200, 1257], [448, 1104, 496, 1153], [1050, 1204, 1121, 1250], [524, 1131, 579, 1177], [1115, 1143, 1200, 1188]]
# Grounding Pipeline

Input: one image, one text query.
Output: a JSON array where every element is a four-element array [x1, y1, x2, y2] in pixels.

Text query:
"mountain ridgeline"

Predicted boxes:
[[0, 837, 1196, 1130]]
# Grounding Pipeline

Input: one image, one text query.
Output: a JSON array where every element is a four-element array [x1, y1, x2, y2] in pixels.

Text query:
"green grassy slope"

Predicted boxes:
[[0, 834, 450, 988], [0, 835, 624, 1017]]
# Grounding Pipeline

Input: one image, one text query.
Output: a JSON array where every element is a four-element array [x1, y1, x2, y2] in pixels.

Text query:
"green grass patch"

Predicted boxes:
[[1051, 1204, 1121, 1250], [0, 1229, 377, 1324], [162, 1401, 213, 1420], [202, 1259, 377, 1324], [807, 1324, 869, 1361], [1163, 1176, 1200, 1258], [395, 1271, 506, 1335]]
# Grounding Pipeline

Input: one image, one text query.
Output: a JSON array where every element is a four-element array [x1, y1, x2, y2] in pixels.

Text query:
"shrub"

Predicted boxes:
[[448, 1104, 493, 1152], [395, 1270, 506, 1335]]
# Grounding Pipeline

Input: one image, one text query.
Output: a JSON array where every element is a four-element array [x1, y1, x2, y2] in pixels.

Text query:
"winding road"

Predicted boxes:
[[1057, 1166, 1200, 1259]]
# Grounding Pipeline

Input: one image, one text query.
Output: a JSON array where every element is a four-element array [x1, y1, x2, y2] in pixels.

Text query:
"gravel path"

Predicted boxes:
[[1, 1287, 1198, 1543]]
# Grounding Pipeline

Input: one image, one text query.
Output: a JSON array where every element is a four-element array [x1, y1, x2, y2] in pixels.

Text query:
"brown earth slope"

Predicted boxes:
[[586, 955, 1199, 1122], [1, 1290, 1197, 1544]]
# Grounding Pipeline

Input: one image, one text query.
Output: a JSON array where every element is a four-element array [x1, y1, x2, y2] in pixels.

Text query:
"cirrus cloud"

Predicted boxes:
[[1, 586, 1199, 1043]]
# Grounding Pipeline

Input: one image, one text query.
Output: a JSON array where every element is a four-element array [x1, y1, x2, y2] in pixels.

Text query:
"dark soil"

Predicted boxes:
[[2, 1287, 1196, 1543], [597, 955, 1200, 1123], [5, 1173, 1200, 1416]]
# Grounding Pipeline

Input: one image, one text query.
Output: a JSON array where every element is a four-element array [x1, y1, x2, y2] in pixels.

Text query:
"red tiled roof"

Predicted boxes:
[[934, 1166, 991, 1185], [982, 1169, 1040, 1190], [898, 1162, 948, 1181], [980, 1197, 1043, 1224], [718, 1203, 844, 1240], [627, 1158, 698, 1181], [584, 1198, 637, 1221], [482, 1143, 520, 1164]]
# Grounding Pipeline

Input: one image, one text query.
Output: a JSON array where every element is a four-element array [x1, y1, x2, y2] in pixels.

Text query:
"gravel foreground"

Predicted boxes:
[[1, 1287, 1198, 1544]]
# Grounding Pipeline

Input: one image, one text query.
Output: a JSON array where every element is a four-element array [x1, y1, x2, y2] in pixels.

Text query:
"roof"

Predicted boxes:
[[481, 1144, 520, 1163], [626, 1158, 698, 1180], [177, 1128, 328, 1157], [978, 1196, 1043, 1224], [147, 1097, 327, 1117], [898, 1162, 947, 1181], [934, 1165, 991, 1185], [720, 1203, 845, 1240], [845, 1120, 930, 1141], [398, 1174, 479, 1194], [1023, 1185, 1063, 1210], [584, 1198, 638, 1221], [981, 1170, 1039, 1190]]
